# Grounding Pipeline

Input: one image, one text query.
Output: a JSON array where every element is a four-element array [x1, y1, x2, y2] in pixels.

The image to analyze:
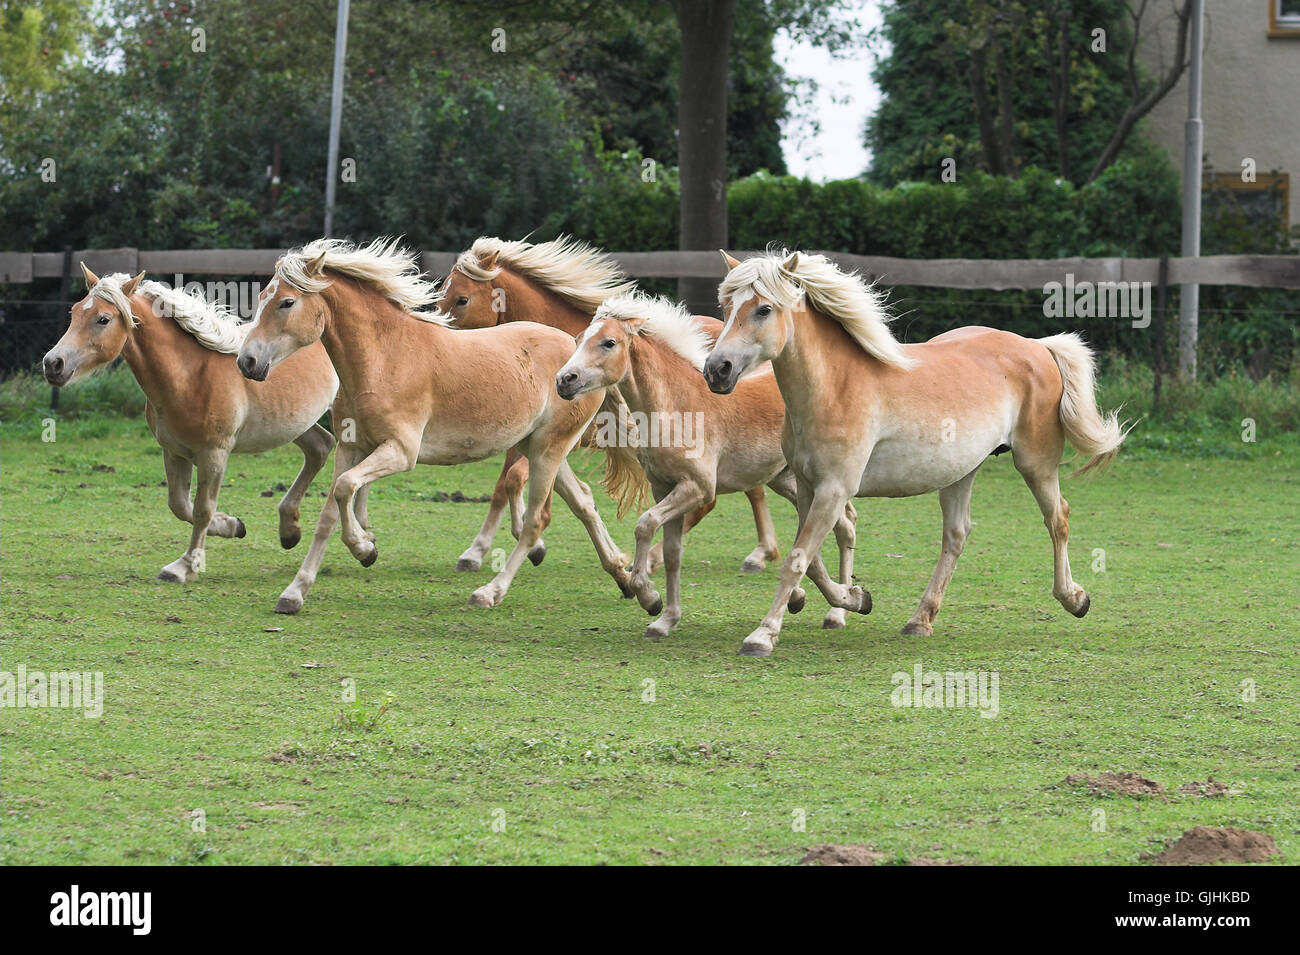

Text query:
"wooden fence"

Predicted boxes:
[[2, 248, 1299, 289]]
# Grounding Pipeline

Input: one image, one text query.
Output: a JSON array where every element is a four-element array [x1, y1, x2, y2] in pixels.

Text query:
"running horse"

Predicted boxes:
[[235, 237, 633, 613], [42, 267, 337, 582], [703, 250, 1128, 657], [437, 236, 787, 576], [556, 291, 858, 638]]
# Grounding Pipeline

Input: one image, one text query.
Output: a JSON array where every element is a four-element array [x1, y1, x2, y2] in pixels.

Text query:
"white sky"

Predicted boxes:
[[776, 0, 885, 181]]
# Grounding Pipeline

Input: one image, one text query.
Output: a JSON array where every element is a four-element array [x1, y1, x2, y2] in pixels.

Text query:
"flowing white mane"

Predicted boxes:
[[277, 236, 444, 321], [719, 251, 916, 368], [595, 292, 713, 371], [91, 273, 247, 354], [450, 235, 636, 313]]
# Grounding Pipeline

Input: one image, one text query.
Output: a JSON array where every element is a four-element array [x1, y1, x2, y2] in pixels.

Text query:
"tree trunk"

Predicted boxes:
[[993, 39, 1018, 176], [968, 40, 1005, 176], [677, 0, 736, 317]]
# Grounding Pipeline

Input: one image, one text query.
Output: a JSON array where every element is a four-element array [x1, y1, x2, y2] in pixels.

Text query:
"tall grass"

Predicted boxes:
[[0, 363, 146, 422]]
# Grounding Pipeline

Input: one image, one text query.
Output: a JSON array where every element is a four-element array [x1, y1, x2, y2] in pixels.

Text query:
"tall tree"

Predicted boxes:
[[676, 0, 737, 316]]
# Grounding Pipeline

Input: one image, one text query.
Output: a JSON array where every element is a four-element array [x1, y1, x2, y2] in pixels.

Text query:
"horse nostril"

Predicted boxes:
[[46, 356, 63, 374], [561, 372, 577, 385], [715, 359, 732, 378]]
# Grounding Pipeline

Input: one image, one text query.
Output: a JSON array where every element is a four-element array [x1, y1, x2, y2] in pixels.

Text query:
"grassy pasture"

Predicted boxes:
[[1, 417, 1297, 865]]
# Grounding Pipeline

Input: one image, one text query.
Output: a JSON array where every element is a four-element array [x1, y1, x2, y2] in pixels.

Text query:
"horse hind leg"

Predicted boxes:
[[279, 423, 335, 549], [741, 486, 781, 573], [902, 468, 977, 637], [1017, 460, 1090, 618], [458, 452, 531, 572], [159, 447, 232, 582], [820, 500, 859, 630]]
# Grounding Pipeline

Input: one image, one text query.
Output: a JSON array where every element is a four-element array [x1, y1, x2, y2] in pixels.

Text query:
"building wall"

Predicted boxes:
[[1137, 1, 1300, 228]]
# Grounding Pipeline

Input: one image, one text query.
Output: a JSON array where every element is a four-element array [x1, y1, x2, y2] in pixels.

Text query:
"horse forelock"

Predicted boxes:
[[595, 292, 712, 372]]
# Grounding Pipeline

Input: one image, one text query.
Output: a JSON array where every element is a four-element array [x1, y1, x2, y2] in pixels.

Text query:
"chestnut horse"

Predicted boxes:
[[704, 250, 1128, 657], [437, 235, 784, 575], [43, 266, 337, 582], [556, 292, 858, 638], [236, 237, 632, 613]]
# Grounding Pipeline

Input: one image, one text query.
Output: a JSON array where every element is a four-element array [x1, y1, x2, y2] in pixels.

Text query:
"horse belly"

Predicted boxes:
[[857, 427, 1003, 498]]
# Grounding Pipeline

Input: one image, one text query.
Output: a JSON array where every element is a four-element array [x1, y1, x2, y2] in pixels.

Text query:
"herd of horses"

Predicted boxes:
[[42, 236, 1127, 656]]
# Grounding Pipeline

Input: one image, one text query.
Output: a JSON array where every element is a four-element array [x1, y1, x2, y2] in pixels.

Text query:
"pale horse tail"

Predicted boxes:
[[592, 388, 652, 519], [1038, 332, 1131, 476]]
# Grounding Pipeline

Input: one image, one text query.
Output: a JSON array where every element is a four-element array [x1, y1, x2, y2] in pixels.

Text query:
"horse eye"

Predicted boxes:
[[96, 314, 111, 326], [756, 304, 772, 317], [601, 339, 616, 349], [278, 299, 295, 310], [455, 296, 469, 307]]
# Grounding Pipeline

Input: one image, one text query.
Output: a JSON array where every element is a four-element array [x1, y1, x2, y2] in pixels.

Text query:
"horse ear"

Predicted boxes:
[[306, 250, 328, 275], [121, 270, 146, 297], [781, 251, 800, 274], [480, 248, 500, 270], [719, 250, 741, 271], [80, 261, 100, 288]]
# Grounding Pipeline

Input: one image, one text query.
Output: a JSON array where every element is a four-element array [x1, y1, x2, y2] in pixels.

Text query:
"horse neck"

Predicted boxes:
[[770, 305, 860, 420], [117, 298, 199, 408], [319, 278, 445, 397], [499, 270, 593, 336], [620, 335, 690, 414]]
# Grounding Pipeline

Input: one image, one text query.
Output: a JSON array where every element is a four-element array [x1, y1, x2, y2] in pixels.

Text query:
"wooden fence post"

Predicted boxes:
[[1152, 255, 1169, 412]]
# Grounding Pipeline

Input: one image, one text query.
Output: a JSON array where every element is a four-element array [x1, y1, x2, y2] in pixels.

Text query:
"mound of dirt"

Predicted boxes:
[[799, 844, 883, 866], [1178, 778, 1231, 797], [1149, 827, 1278, 865], [1065, 771, 1165, 797]]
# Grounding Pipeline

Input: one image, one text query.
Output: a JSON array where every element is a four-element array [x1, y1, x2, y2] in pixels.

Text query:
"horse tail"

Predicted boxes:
[[1038, 332, 1130, 476], [595, 389, 651, 518]]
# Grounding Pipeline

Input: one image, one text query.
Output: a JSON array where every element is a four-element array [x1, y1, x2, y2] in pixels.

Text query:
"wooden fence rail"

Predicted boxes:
[[1, 249, 1298, 289]]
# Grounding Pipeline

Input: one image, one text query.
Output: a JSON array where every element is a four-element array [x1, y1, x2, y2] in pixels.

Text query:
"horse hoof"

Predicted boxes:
[[280, 529, 301, 550], [822, 611, 847, 630], [234, 519, 247, 539], [274, 595, 303, 615], [1071, 594, 1091, 618], [156, 569, 185, 583], [901, 621, 932, 637], [849, 585, 872, 615], [358, 544, 378, 568], [787, 589, 806, 614], [644, 596, 663, 617], [467, 590, 496, 608], [528, 544, 546, 567], [455, 557, 482, 573], [738, 639, 773, 658], [741, 557, 766, 573]]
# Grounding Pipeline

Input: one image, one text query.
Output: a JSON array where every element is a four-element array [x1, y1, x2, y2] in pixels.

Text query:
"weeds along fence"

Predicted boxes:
[[3, 247, 1298, 406]]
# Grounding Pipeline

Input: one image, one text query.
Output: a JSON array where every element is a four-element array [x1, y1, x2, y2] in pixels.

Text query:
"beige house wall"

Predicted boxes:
[[1137, 1, 1300, 227]]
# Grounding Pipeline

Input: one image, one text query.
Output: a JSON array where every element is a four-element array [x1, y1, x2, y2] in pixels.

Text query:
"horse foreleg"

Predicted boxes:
[[902, 468, 978, 636], [812, 501, 859, 630], [629, 479, 710, 616], [158, 447, 232, 582], [740, 484, 858, 657], [645, 514, 686, 640], [274, 444, 352, 614], [333, 438, 416, 566], [648, 494, 713, 574], [279, 423, 335, 549]]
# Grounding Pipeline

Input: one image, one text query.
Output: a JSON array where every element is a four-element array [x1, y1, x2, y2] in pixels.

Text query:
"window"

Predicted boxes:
[[1269, 0, 1300, 37]]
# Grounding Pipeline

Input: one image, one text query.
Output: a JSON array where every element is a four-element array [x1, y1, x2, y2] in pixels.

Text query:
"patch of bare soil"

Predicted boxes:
[[907, 857, 963, 866], [1178, 777, 1233, 797], [1147, 827, 1278, 865], [799, 844, 883, 866], [1065, 771, 1165, 797]]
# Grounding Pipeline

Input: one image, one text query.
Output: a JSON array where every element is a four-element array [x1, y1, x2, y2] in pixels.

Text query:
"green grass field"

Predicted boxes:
[[2, 415, 1297, 865]]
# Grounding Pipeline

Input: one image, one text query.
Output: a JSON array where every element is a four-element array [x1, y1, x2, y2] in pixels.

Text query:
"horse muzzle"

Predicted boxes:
[[42, 351, 75, 387], [702, 354, 740, 395], [236, 349, 271, 382]]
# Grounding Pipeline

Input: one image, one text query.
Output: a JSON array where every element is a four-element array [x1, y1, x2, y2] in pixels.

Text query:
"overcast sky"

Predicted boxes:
[[775, 0, 885, 182]]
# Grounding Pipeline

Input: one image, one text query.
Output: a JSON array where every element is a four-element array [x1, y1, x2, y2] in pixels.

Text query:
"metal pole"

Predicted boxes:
[[323, 0, 350, 237], [1177, 0, 1204, 379]]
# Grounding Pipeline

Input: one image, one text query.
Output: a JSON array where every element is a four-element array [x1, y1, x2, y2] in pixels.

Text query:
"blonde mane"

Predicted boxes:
[[594, 292, 713, 372], [277, 236, 444, 320], [719, 251, 916, 368], [92, 274, 248, 354], [450, 235, 636, 313]]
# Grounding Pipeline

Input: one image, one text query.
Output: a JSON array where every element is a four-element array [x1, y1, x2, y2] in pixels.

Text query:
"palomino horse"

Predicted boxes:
[[556, 292, 858, 637], [43, 266, 337, 582], [438, 235, 787, 575], [235, 237, 633, 613], [703, 250, 1128, 657]]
